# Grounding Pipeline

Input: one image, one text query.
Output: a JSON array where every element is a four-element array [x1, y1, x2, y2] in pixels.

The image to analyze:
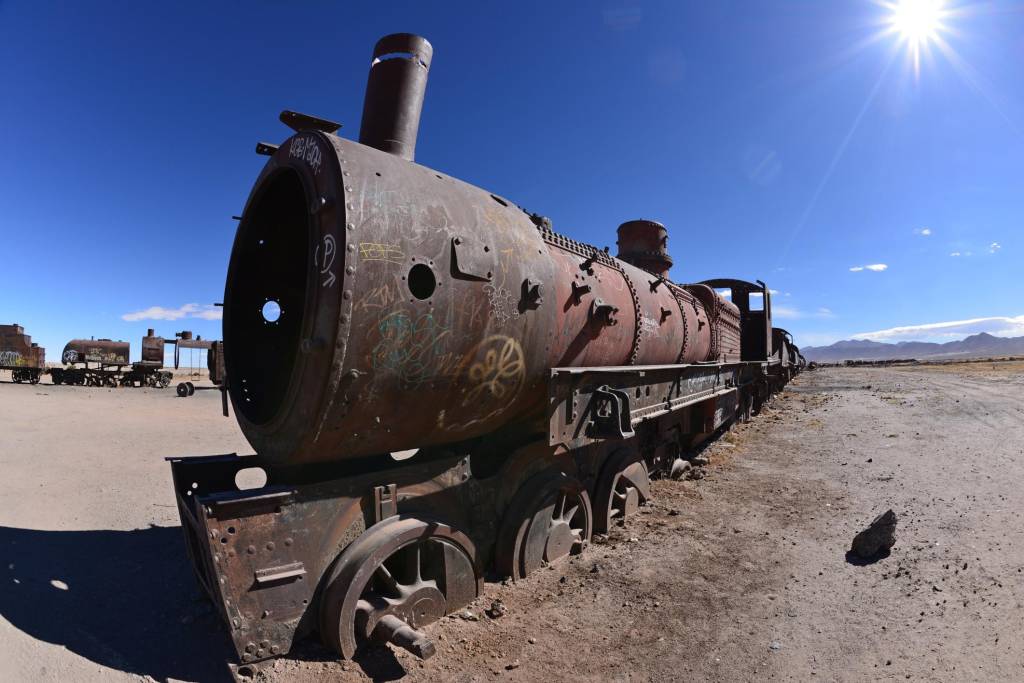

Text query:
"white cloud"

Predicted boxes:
[[122, 303, 222, 322], [950, 251, 961, 257], [773, 305, 802, 320], [850, 263, 888, 272], [914, 227, 932, 236], [990, 242, 1002, 253], [773, 305, 835, 321], [849, 266, 863, 272], [853, 315, 1024, 342]]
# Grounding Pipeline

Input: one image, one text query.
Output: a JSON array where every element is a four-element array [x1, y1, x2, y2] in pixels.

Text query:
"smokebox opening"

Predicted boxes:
[[226, 168, 311, 425]]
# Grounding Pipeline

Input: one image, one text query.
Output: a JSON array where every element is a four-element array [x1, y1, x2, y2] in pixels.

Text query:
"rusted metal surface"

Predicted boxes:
[[701, 278, 773, 363], [0, 323, 45, 383], [616, 219, 672, 278], [224, 113, 743, 466], [208, 341, 225, 385], [174, 32, 805, 675], [683, 284, 741, 362], [358, 33, 433, 161], [61, 338, 129, 366]]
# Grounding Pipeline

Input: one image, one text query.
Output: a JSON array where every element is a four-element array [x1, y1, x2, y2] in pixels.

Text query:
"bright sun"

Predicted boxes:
[[888, 0, 945, 45], [883, 0, 951, 77]]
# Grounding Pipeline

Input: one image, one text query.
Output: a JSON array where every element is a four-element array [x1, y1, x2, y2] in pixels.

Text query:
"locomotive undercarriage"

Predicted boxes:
[[50, 365, 172, 388], [169, 360, 780, 678], [8, 367, 43, 384]]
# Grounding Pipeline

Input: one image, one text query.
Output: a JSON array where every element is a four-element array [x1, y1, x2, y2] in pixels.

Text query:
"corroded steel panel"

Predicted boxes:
[[61, 339, 129, 366]]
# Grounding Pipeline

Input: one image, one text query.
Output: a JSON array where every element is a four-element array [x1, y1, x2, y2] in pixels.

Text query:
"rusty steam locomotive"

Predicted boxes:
[[49, 329, 214, 388], [168, 34, 804, 675]]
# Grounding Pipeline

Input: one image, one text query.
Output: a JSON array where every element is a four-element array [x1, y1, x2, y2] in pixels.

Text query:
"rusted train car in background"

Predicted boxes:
[[51, 329, 211, 388], [0, 324, 45, 384], [771, 327, 804, 387], [174, 333, 220, 397], [167, 34, 804, 677]]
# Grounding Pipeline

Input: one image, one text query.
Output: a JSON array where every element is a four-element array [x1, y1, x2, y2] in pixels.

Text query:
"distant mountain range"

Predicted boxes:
[[801, 332, 1024, 363]]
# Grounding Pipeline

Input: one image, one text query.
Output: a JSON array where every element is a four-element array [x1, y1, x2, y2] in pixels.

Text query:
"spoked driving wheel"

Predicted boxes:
[[593, 448, 651, 533], [320, 516, 479, 661], [495, 470, 592, 580]]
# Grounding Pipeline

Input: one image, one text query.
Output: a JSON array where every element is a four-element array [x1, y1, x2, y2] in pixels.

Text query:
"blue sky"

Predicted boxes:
[[1, 1, 1021, 358]]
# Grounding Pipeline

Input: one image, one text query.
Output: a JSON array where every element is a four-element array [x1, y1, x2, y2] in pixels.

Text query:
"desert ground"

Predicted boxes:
[[1, 362, 1023, 682]]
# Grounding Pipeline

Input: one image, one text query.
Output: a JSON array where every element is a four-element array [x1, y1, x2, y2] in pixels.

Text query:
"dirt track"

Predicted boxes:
[[2, 364, 1023, 682]]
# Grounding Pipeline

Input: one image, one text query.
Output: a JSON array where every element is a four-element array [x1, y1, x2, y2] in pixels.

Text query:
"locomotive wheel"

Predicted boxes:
[[495, 470, 592, 580], [159, 373, 171, 388], [176, 382, 189, 397], [30, 374, 40, 385], [186, 381, 195, 396], [320, 516, 479, 661], [593, 449, 651, 534]]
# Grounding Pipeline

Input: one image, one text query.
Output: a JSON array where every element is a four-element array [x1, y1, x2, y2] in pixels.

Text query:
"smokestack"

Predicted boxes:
[[147, 328, 155, 337], [616, 220, 673, 278], [359, 33, 433, 161]]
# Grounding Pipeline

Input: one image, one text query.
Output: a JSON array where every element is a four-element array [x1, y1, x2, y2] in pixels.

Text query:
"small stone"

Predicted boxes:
[[850, 509, 897, 559], [528, 637, 537, 644], [506, 659, 521, 670], [768, 641, 782, 652], [459, 609, 480, 621], [485, 600, 507, 619], [691, 455, 710, 466], [590, 563, 602, 574], [668, 509, 680, 516]]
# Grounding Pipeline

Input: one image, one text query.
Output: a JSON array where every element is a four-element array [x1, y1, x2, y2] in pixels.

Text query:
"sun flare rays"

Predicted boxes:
[[879, 0, 951, 78]]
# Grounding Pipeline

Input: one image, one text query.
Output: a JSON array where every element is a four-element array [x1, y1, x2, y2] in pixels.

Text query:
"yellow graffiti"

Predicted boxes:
[[461, 335, 526, 407], [359, 242, 405, 264]]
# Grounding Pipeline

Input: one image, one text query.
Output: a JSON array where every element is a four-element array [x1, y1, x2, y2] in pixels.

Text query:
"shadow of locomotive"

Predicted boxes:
[[0, 524, 234, 682]]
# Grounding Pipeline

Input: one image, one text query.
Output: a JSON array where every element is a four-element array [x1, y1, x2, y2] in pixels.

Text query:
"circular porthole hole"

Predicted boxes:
[[261, 300, 282, 323], [407, 264, 436, 300], [235, 467, 268, 491]]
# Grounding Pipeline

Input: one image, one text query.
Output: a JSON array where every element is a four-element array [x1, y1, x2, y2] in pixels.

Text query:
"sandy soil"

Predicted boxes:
[[1, 364, 1022, 682]]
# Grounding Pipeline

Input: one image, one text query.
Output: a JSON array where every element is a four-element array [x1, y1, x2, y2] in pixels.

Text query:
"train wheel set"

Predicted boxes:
[[164, 33, 807, 677], [9, 368, 42, 384], [169, 367, 795, 677]]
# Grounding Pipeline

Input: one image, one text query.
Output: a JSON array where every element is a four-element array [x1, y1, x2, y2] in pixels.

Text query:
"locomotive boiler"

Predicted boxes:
[[169, 33, 798, 677]]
